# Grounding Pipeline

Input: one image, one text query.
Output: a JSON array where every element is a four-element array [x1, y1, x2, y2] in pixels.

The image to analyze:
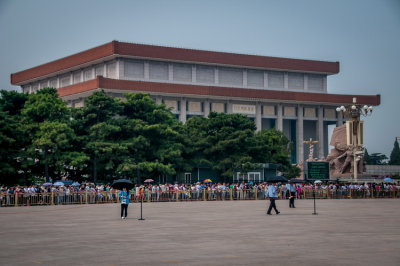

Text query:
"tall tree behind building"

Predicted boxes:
[[389, 139, 400, 165]]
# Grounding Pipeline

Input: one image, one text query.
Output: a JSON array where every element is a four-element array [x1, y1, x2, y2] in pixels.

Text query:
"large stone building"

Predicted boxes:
[[11, 41, 380, 164]]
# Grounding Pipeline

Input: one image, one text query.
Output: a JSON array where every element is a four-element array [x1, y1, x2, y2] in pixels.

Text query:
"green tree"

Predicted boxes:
[[21, 88, 76, 183], [364, 148, 371, 164], [118, 93, 185, 183], [389, 139, 400, 165], [31, 121, 76, 181], [186, 112, 257, 181], [0, 90, 29, 185], [368, 153, 388, 165], [22, 88, 69, 123], [72, 90, 123, 183], [250, 128, 299, 178]]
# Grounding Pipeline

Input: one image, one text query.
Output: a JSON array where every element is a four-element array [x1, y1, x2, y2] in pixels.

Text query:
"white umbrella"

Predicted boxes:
[[53, 181, 64, 186], [314, 180, 322, 184]]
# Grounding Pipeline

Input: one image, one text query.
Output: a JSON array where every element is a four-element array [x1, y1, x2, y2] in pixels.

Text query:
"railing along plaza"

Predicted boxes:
[[0, 188, 399, 207]]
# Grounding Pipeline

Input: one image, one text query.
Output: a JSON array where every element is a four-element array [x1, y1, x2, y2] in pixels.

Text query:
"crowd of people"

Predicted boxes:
[[0, 181, 399, 207]]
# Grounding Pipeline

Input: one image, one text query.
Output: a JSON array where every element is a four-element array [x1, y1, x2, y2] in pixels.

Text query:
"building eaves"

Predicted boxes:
[[11, 41, 340, 85], [58, 76, 380, 106]]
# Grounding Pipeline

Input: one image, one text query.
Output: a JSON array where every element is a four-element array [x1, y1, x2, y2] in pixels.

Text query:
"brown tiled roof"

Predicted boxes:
[[11, 42, 115, 85], [11, 41, 339, 85], [58, 76, 380, 106]]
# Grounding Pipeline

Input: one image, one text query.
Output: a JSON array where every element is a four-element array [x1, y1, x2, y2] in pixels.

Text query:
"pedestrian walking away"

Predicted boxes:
[[266, 183, 280, 215], [288, 182, 296, 208], [119, 188, 130, 219]]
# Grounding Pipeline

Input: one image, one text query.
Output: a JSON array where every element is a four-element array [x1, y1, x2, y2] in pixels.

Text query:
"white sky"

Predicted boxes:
[[0, 0, 399, 156]]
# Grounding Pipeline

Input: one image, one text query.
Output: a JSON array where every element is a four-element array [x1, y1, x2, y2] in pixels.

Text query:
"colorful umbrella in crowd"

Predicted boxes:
[[203, 179, 212, 183], [144, 179, 154, 183], [53, 181, 65, 186], [42, 182, 53, 186]]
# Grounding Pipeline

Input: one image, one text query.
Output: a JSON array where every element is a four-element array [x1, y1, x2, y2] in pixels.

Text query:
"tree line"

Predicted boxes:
[[0, 88, 300, 185]]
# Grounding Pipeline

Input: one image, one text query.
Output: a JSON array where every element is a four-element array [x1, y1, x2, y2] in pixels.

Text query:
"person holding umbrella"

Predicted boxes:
[[111, 179, 134, 219], [267, 182, 280, 215], [119, 188, 130, 219]]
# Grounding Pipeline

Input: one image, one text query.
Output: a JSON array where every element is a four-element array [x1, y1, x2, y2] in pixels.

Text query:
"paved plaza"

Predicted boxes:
[[0, 199, 399, 266]]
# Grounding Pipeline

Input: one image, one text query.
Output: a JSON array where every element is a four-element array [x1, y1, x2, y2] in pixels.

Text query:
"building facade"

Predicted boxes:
[[11, 41, 380, 164]]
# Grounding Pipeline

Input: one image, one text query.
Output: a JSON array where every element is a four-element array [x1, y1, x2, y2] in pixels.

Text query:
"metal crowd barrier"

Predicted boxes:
[[0, 188, 399, 207]]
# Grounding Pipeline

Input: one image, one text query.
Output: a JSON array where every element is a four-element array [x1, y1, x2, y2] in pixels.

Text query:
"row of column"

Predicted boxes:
[[157, 96, 342, 163]]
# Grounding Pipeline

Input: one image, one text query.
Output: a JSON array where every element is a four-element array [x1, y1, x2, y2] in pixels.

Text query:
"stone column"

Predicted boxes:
[[243, 70, 247, 87], [180, 99, 187, 123], [317, 106, 324, 158], [284, 73, 288, 89], [304, 75, 308, 91], [226, 101, 232, 114], [203, 100, 210, 117], [168, 63, 173, 81], [155, 97, 162, 105], [144, 61, 149, 80], [256, 103, 262, 131], [297, 105, 304, 163], [337, 111, 343, 126], [276, 104, 283, 131], [264, 72, 268, 88], [192, 65, 196, 83], [116, 59, 122, 79]]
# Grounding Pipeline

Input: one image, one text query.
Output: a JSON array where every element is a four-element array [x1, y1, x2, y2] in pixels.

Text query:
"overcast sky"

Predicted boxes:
[[0, 0, 399, 157]]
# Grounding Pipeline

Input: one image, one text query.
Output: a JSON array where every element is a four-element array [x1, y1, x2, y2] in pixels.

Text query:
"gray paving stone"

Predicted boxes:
[[0, 199, 399, 265]]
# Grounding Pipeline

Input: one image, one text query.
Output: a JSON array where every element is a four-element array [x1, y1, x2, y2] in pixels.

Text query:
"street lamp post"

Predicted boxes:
[[336, 97, 373, 182]]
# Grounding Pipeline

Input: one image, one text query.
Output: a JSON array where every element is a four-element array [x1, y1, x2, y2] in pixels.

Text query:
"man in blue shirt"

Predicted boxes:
[[288, 182, 296, 208], [267, 183, 280, 215], [119, 188, 130, 219]]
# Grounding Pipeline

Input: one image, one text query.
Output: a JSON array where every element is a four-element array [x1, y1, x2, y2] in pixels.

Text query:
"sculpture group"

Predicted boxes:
[[300, 124, 365, 179]]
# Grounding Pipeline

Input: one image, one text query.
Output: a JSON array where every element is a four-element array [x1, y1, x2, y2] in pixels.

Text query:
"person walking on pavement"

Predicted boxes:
[[288, 181, 296, 208], [267, 183, 280, 215], [119, 187, 130, 219]]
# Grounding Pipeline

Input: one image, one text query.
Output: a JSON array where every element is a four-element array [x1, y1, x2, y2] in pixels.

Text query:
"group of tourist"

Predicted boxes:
[[1, 181, 399, 196], [0, 181, 399, 208]]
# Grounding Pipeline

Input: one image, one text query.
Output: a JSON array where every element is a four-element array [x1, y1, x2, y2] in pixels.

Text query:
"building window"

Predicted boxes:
[[49, 79, 57, 88], [173, 63, 192, 82], [73, 71, 82, 84], [39, 80, 48, 89], [149, 61, 168, 80], [308, 74, 324, 90], [60, 75, 71, 87], [219, 67, 243, 86], [235, 172, 261, 182], [84, 68, 94, 81], [124, 59, 144, 79], [247, 70, 264, 87], [184, 173, 192, 184], [95, 64, 104, 76], [288, 73, 304, 90], [268, 71, 284, 88], [106, 62, 117, 78], [196, 65, 214, 84]]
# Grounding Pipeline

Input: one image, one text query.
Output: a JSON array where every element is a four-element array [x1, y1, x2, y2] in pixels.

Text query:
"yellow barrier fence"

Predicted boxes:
[[1, 188, 399, 207]]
